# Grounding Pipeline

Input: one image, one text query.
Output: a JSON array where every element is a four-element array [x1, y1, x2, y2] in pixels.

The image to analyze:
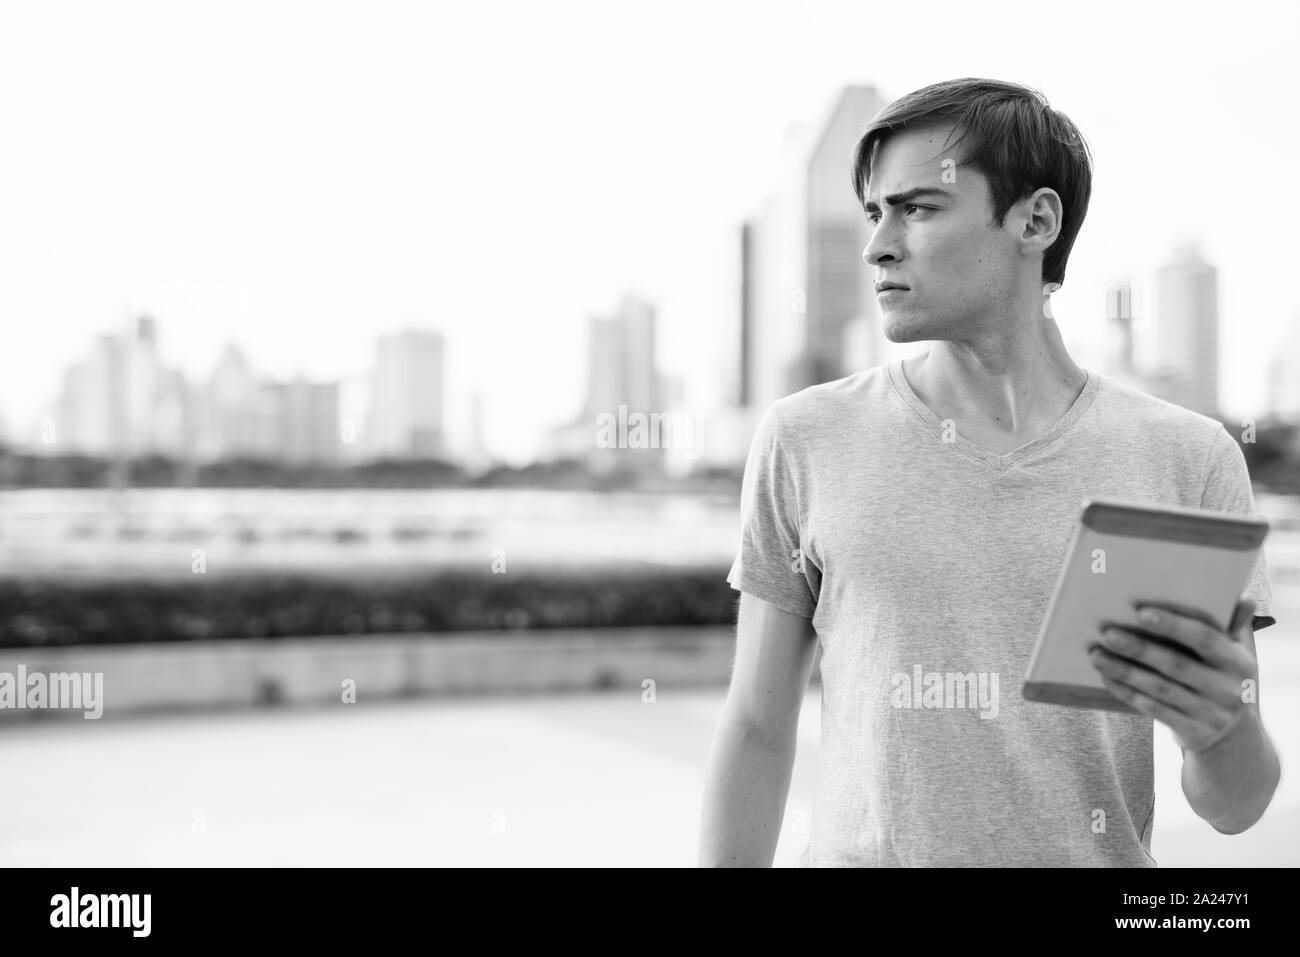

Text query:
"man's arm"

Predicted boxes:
[[1178, 614, 1281, 834], [698, 592, 818, 867]]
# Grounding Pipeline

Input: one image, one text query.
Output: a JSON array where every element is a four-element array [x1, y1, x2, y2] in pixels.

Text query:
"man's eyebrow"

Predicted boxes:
[[863, 187, 954, 213]]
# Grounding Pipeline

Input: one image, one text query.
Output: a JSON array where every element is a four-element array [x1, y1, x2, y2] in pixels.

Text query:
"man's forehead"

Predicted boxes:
[[865, 128, 976, 203], [868, 128, 962, 187]]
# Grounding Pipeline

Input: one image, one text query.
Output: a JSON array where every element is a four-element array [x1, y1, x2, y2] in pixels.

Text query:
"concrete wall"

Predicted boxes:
[[0, 626, 744, 720]]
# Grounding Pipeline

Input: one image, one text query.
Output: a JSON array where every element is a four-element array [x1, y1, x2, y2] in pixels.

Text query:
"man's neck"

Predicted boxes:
[[904, 325, 1087, 441]]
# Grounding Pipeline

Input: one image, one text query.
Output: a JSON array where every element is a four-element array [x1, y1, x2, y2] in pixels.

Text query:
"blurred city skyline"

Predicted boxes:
[[2, 0, 1298, 464], [15, 225, 1298, 479]]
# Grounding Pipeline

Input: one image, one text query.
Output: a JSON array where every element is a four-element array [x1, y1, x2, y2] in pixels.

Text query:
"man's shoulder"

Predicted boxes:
[[1093, 372, 1228, 450], [764, 363, 893, 435]]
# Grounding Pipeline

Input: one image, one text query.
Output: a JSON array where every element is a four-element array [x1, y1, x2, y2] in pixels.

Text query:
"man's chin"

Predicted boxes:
[[883, 320, 929, 344]]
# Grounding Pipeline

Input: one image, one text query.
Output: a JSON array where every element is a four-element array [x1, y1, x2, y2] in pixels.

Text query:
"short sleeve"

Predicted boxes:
[[1200, 426, 1276, 631], [726, 404, 819, 618]]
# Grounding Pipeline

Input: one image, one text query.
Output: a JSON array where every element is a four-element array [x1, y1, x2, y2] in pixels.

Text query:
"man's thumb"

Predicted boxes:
[[1229, 597, 1257, 637]]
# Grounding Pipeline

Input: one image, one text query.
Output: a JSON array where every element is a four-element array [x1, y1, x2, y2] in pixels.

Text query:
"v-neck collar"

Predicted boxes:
[[887, 357, 1100, 472]]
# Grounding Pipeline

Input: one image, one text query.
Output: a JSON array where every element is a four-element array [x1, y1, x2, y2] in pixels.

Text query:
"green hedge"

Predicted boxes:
[[0, 566, 738, 647]]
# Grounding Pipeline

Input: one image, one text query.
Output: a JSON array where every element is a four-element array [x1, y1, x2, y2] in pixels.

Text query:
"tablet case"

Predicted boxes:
[[1022, 499, 1268, 714]]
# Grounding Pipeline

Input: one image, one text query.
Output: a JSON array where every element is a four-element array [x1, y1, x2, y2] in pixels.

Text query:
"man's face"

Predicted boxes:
[[862, 123, 1026, 344]]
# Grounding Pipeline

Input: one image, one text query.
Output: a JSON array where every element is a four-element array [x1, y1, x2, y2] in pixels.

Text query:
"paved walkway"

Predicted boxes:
[[2, 631, 1298, 866]]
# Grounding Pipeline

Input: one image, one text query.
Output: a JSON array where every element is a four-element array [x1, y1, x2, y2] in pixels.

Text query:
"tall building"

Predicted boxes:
[[57, 357, 94, 453], [125, 316, 161, 455], [367, 329, 446, 459], [1144, 244, 1221, 416], [583, 293, 659, 417], [741, 124, 809, 411], [153, 368, 192, 460], [126, 317, 190, 459], [803, 84, 889, 388], [1267, 307, 1300, 422], [197, 343, 261, 460], [196, 344, 339, 463], [585, 315, 623, 419], [56, 331, 127, 456], [276, 376, 341, 465], [464, 390, 491, 474], [620, 294, 658, 414], [84, 333, 124, 455], [52, 317, 194, 460], [739, 85, 911, 411], [737, 222, 754, 407], [543, 292, 671, 470]]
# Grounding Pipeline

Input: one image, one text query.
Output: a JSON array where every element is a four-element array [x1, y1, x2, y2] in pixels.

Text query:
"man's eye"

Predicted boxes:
[[866, 204, 925, 224]]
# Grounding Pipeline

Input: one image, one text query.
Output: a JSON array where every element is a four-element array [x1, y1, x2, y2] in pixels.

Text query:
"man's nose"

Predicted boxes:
[[863, 224, 901, 265]]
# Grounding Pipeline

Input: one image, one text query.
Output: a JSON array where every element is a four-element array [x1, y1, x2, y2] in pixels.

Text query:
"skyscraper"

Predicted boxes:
[[739, 85, 897, 409], [465, 389, 491, 474], [741, 124, 809, 411], [582, 293, 659, 417], [56, 332, 126, 455], [585, 315, 623, 419], [367, 329, 446, 459], [1267, 306, 1300, 422], [195, 344, 339, 463], [620, 294, 657, 414], [277, 376, 341, 465], [124, 316, 189, 458], [49, 316, 195, 467], [1146, 244, 1221, 416], [542, 292, 669, 470], [198, 343, 262, 461], [803, 84, 888, 388], [737, 222, 753, 407]]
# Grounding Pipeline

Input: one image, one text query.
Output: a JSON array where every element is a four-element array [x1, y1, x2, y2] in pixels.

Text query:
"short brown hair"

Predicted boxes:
[[851, 78, 1094, 287]]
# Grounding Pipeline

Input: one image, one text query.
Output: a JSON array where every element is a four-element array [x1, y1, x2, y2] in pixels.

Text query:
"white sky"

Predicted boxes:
[[1, 0, 1297, 462]]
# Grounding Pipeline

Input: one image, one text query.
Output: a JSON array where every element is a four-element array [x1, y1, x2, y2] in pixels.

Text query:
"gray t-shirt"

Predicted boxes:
[[727, 358, 1276, 867]]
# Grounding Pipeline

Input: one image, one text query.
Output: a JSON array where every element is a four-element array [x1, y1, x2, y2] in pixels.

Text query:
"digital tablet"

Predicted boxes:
[[1022, 499, 1269, 714]]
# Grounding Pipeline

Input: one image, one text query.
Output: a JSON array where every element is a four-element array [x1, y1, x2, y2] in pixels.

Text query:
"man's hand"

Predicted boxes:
[[1087, 596, 1258, 754]]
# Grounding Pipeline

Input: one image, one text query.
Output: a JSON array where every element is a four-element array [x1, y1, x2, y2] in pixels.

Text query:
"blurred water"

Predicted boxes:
[[0, 488, 742, 576], [3, 489, 1298, 589]]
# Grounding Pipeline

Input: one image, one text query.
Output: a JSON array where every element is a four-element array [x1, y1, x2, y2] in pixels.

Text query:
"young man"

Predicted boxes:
[[698, 78, 1280, 867]]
